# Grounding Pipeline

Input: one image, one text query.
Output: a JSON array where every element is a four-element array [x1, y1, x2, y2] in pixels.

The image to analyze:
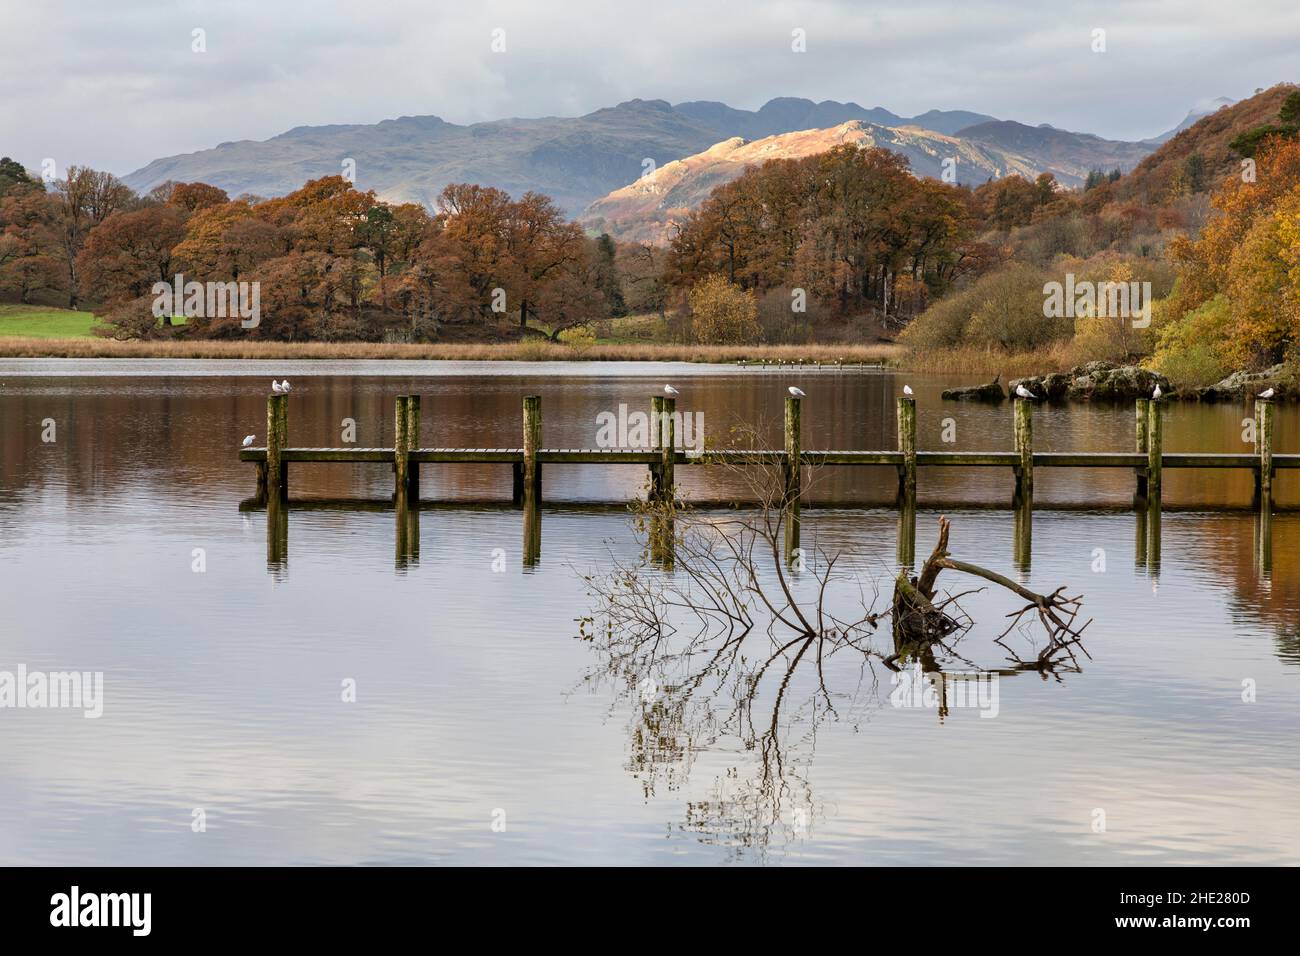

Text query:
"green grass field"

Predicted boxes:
[[0, 304, 100, 338]]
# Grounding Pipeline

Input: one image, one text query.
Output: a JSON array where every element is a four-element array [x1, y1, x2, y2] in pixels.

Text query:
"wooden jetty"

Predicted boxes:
[[242, 392, 1291, 511]]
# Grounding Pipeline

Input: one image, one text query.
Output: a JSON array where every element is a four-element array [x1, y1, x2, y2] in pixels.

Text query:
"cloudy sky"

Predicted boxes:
[[2, 0, 1298, 175]]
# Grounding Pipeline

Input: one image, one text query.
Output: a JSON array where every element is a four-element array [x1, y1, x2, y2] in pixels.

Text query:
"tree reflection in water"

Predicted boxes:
[[579, 459, 1091, 855]]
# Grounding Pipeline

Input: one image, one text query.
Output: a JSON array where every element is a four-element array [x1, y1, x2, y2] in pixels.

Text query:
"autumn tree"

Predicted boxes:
[[51, 166, 133, 307], [688, 274, 760, 344]]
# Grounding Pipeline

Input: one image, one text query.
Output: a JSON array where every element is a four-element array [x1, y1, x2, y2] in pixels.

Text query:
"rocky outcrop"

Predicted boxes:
[[941, 377, 1006, 402], [1190, 365, 1294, 402], [1010, 362, 1171, 402]]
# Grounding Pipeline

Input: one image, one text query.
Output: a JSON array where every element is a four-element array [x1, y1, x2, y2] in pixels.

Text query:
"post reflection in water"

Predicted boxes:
[[1256, 505, 1274, 580], [896, 499, 916, 570], [1013, 501, 1032, 577], [266, 495, 288, 578], [522, 500, 541, 570], [1146, 500, 1162, 583], [395, 496, 420, 572]]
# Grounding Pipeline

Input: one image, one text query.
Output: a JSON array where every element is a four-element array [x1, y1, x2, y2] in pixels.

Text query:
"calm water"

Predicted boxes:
[[1, 360, 1298, 865]]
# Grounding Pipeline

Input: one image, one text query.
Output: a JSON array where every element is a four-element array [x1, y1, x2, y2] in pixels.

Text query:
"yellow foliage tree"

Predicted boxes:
[[688, 274, 761, 345]]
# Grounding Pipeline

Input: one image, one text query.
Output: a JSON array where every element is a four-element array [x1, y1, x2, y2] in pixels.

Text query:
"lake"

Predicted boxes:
[[1, 359, 1297, 865]]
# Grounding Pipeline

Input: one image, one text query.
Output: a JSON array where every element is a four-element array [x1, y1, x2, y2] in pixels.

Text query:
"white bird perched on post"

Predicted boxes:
[[1152, 383, 1162, 401], [280, 379, 291, 393], [241, 434, 255, 447], [788, 386, 805, 397], [1015, 384, 1036, 400], [663, 384, 678, 396], [903, 384, 914, 396], [271, 380, 283, 394], [1260, 387, 1276, 399]]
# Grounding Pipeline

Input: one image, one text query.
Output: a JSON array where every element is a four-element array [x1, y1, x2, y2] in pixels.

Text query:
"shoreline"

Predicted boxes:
[[0, 336, 900, 364]]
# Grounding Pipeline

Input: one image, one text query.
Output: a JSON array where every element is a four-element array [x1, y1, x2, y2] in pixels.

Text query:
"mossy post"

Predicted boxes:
[[784, 395, 801, 508], [523, 395, 542, 503], [660, 395, 675, 504], [266, 393, 288, 503], [1013, 397, 1033, 507], [406, 394, 421, 500], [896, 396, 916, 505], [649, 395, 664, 501], [1134, 398, 1150, 508], [784, 395, 802, 562], [1147, 398, 1163, 507], [1257, 398, 1274, 510], [393, 396, 409, 500]]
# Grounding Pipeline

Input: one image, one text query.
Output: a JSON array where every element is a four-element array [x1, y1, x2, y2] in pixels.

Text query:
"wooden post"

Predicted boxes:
[[523, 395, 542, 502], [660, 395, 675, 504], [266, 393, 288, 503], [1013, 398, 1033, 507], [1147, 398, 1163, 507], [1258, 398, 1274, 510], [511, 463, 524, 504], [406, 394, 421, 500], [649, 395, 664, 501], [1134, 398, 1150, 508], [784, 395, 801, 563], [784, 395, 801, 507], [896, 396, 916, 504], [393, 395, 409, 500]]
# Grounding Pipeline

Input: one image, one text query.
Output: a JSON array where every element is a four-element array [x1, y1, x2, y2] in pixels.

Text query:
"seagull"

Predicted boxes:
[[1015, 384, 1036, 400], [1152, 384, 1162, 400], [271, 380, 283, 394], [1260, 387, 1276, 399], [788, 386, 806, 398], [280, 379, 291, 393], [663, 384, 679, 396], [241, 435, 255, 447], [903, 384, 914, 396]]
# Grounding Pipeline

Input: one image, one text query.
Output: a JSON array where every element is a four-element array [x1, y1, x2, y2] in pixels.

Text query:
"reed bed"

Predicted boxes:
[[0, 337, 902, 364]]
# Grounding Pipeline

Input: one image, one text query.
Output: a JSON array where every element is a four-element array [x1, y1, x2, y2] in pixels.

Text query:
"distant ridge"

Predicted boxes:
[[123, 95, 1179, 218]]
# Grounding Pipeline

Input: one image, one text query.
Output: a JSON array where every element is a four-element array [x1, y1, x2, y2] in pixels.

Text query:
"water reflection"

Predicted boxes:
[[5, 366, 1300, 864], [582, 505, 1089, 854]]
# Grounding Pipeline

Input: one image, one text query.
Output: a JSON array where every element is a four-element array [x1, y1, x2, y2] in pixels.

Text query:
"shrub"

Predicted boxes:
[[1150, 294, 1234, 387], [687, 274, 760, 345]]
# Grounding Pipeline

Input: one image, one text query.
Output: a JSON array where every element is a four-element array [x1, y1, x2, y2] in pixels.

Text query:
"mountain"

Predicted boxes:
[[580, 121, 1039, 243], [954, 120, 1155, 182], [123, 99, 725, 217], [581, 117, 1161, 244], [123, 96, 1150, 220], [1145, 96, 1237, 145], [673, 97, 997, 139], [1116, 85, 1299, 206]]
